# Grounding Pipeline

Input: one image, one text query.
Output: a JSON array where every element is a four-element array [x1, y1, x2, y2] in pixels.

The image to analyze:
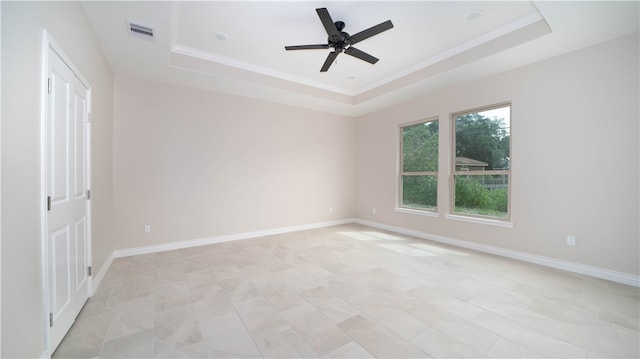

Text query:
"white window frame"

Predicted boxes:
[[397, 117, 439, 215], [449, 103, 512, 223]]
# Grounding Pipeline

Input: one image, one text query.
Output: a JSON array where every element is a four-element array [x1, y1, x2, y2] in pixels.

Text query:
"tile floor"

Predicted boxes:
[[53, 224, 640, 358]]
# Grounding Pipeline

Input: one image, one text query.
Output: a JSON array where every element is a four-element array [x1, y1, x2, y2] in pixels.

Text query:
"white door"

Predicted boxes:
[[46, 45, 91, 352]]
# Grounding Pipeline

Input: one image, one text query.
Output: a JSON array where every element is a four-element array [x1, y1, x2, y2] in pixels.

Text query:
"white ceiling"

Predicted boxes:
[[81, 1, 639, 117]]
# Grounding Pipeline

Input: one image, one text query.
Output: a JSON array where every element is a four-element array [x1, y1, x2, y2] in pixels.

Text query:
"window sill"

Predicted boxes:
[[395, 207, 439, 218], [445, 214, 513, 228]]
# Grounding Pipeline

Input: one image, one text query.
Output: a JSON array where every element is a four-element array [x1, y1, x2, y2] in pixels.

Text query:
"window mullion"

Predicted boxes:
[[402, 171, 438, 176], [453, 170, 509, 176]]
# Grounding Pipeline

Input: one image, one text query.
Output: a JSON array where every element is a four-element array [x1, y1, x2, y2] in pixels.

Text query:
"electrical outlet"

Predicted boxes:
[[372, 207, 377, 215], [329, 207, 334, 214], [567, 235, 576, 246], [144, 224, 151, 234]]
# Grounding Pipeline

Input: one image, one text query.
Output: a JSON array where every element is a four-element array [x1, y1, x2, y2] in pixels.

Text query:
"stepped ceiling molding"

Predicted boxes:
[[82, 1, 639, 117]]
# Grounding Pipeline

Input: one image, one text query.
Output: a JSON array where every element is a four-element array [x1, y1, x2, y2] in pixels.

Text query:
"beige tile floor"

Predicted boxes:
[[53, 223, 640, 358]]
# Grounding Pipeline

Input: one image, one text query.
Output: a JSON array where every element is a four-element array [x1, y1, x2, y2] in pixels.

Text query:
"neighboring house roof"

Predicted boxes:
[[455, 156, 488, 167]]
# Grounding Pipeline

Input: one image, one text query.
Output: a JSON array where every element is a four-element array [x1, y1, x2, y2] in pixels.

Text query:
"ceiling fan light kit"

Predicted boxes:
[[285, 7, 394, 72]]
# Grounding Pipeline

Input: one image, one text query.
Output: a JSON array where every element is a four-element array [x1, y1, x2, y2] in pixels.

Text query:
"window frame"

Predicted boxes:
[[450, 102, 512, 222], [397, 117, 439, 214]]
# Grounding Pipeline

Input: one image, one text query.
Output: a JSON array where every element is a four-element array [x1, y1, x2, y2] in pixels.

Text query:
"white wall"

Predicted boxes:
[[356, 33, 639, 276], [1, 2, 113, 357], [113, 76, 356, 250]]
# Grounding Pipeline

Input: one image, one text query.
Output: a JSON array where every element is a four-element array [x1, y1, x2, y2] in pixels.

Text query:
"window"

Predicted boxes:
[[399, 118, 439, 212], [452, 104, 511, 219]]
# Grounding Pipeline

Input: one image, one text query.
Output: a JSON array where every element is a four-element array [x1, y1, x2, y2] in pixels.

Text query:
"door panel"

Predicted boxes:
[[73, 92, 86, 199], [51, 225, 71, 316], [50, 69, 70, 206], [75, 217, 89, 306], [46, 46, 91, 353], [48, 224, 74, 350]]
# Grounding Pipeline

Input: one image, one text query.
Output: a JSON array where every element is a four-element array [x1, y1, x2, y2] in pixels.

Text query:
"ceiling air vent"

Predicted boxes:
[[127, 21, 154, 40]]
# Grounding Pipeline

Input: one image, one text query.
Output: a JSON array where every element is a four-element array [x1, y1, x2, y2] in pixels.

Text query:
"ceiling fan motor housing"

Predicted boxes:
[[329, 25, 350, 51], [284, 8, 394, 72]]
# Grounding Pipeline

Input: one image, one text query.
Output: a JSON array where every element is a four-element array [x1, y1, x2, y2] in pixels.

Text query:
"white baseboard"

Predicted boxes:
[[91, 217, 638, 296], [355, 218, 640, 287], [90, 251, 115, 296], [112, 218, 356, 259]]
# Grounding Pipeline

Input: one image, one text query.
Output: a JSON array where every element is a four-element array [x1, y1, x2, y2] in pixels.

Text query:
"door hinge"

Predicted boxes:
[[47, 78, 52, 94], [47, 196, 51, 211], [88, 266, 92, 276], [87, 189, 91, 200], [49, 312, 53, 327]]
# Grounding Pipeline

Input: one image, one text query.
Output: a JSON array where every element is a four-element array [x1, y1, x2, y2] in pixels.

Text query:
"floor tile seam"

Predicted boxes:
[[476, 293, 639, 352], [402, 291, 553, 357], [229, 296, 269, 358], [466, 317, 547, 358], [469, 308, 588, 357], [466, 289, 553, 320], [334, 306, 430, 358], [185, 269, 215, 305], [101, 315, 156, 341], [587, 308, 640, 332], [101, 328, 155, 358], [471, 292, 579, 326], [411, 288, 491, 322], [71, 303, 116, 325], [51, 326, 106, 357], [412, 311, 508, 356], [593, 313, 640, 334], [407, 322, 492, 358], [525, 301, 638, 336], [99, 294, 158, 354], [482, 336, 545, 358], [523, 289, 608, 316], [554, 326, 640, 358], [258, 284, 359, 358], [294, 293, 368, 357], [335, 319, 422, 359], [481, 327, 545, 358], [454, 272, 525, 297], [152, 318, 206, 357], [588, 296, 640, 316]]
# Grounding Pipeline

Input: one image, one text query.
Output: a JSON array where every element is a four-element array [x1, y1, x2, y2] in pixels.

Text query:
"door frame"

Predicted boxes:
[[40, 29, 93, 355]]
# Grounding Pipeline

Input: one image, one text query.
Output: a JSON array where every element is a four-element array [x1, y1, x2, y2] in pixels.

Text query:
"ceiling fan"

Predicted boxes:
[[285, 8, 394, 72]]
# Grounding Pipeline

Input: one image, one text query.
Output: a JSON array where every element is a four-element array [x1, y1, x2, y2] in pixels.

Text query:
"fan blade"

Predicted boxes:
[[347, 20, 394, 45], [344, 47, 379, 64], [285, 44, 330, 50], [320, 51, 339, 72], [316, 8, 340, 38]]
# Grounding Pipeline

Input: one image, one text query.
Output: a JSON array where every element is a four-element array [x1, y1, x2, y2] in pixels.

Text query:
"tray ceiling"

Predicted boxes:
[[82, 1, 639, 117]]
